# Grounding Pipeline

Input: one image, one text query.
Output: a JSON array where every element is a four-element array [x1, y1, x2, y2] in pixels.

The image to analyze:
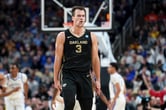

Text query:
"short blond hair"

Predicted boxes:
[[71, 6, 86, 16]]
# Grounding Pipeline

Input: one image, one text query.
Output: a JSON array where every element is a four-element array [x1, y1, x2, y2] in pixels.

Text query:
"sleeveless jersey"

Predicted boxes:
[[3, 72, 27, 99], [62, 29, 92, 73], [109, 72, 125, 99]]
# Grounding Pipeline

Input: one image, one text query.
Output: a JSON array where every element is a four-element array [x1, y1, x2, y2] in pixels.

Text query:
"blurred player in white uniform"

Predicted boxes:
[[0, 74, 20, 98], [2, 63, 28, 110], [107, 63, 126, 110]]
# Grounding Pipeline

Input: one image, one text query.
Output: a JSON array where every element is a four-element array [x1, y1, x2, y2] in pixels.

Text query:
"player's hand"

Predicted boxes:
[[95, 80, 101, 95], [13, 87, 20, 92], [107, 101, 112, 110], [109, 99, 116, 110], [54, 80, 61, 91], [51, 88, 59, 110]]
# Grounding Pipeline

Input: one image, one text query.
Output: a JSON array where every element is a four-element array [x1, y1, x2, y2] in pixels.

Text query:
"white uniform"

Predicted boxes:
[[109, 72, 126, 110], [92, 92, 96, 110], [3, 72, 27, 110]]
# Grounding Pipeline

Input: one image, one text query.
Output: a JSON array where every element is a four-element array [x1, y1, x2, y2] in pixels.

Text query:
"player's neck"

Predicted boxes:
[[11, 73, 18, 78], [70, 27, 85, 37], [111, 71, 117, 74]]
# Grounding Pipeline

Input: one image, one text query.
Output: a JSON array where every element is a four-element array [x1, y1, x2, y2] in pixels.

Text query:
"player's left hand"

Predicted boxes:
[[107, 101, 113, 110], [95, 80, 101, 95]]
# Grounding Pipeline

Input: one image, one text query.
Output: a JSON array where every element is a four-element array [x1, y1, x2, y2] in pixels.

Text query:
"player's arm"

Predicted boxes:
[[0, 74, 5, 86], [113, 83, 120, 102], [91, 32, 101, 93], [90, 73, 110, 108], [52, 89, 64, 103], [22, 73, 29, 99], [91, 76, 109, 106], [124, 83, 127, 95], [99, 92, 111, 108], [24, 79, 28, 99], [0, 74, 4, 81], [95, 86, 110, 106], [54, 32, 65, 89], [0, 87, 20, 98]]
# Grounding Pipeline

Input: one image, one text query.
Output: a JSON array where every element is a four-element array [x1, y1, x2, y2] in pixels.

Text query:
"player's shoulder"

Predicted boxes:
[[18, 72, 27, 77], [90, 32, 96, 36], [57, 29, 69, 38], [4, 73, 10, 78], [57, 31, 65, 36], [56, 31, 66, 41], [18, 72, 28, 82], [88, 31, 97, 43], [113, 73, 123, 79], [111, 73, 119, 77]]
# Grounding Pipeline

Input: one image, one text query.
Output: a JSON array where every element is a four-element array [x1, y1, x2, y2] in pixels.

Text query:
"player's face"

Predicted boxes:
[[107, 66, 114, 74], [72, 9, 86, 27], [9, 65, 18, 73]]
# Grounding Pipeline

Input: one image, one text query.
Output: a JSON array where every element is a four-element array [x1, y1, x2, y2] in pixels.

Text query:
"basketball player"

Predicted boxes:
[[51, 72, 111, 110], [2, 63, 28, 110], [54, 6, 101, 110], [107, 63, 126, 110]]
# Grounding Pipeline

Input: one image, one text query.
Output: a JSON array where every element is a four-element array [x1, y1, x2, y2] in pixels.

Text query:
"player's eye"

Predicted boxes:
[[10, 66, 16, 69]]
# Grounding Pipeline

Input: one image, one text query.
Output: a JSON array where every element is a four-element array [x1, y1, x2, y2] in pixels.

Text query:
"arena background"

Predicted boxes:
[[0, 0, 166, 110]]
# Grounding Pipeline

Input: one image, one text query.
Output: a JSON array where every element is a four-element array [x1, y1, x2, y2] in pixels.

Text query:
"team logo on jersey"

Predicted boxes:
[[85, 35, 89, 38], [63, 83, 67, 87], [86, 74, 90, 77], [67, 36, 72, 39]]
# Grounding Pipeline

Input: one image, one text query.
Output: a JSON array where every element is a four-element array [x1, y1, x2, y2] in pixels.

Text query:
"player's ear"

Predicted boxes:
[[72, 16, 74, 22]]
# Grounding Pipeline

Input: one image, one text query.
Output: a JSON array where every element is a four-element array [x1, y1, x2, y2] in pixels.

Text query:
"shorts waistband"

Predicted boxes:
[[62, 70, 90, 74]]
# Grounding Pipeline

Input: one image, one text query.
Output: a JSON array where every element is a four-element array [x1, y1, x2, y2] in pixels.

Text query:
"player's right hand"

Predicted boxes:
[[13, 87, 20, 92], [54, 80, 62, 91]]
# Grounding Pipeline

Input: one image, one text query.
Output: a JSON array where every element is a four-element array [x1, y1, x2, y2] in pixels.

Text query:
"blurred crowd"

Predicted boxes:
[[120, 0, 166, 109], [0, 0, 162, 110]]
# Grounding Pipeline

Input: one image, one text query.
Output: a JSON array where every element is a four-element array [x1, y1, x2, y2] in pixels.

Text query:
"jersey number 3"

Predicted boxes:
[[76, 45, 82, 53]]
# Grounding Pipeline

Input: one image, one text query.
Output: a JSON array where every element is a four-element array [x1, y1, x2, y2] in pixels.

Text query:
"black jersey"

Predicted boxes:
[[62, 29, 92, 73]]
